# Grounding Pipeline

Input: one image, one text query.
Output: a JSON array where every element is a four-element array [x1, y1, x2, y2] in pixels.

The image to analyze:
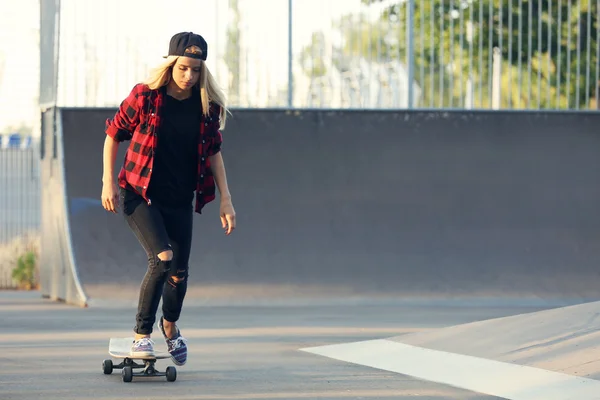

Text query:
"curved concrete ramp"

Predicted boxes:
[[39, 108, 88, 307], [58, 108, 600, 306]]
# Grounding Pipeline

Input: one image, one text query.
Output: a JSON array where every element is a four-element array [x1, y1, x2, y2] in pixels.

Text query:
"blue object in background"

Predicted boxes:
[[7, 133, 21, 148], [0, 134, 33, 149]]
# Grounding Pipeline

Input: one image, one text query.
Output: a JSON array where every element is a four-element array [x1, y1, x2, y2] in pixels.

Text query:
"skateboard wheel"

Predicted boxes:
[[166, 366, 177, 382], [122, 366, 133, 383], [102, 359, 113, 375]]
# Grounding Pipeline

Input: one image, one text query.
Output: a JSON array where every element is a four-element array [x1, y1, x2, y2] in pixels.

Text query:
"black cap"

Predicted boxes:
[[165, 32, 208, 60]]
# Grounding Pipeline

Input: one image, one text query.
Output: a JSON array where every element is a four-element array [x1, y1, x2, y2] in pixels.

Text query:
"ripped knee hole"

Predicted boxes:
[[157, 249, 173, 262], [167, 269, 188, 287]]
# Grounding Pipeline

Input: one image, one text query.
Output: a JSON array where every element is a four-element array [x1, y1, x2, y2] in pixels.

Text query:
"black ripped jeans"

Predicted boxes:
[[120, 187, 193, 335]]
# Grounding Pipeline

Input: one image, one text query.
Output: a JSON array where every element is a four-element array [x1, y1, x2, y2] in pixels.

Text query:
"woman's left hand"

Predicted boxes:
[[220, 199, 236, 235]]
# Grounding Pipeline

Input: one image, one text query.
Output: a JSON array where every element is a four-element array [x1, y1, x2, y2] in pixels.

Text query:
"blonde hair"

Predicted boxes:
[[144, 46, 229, 129]]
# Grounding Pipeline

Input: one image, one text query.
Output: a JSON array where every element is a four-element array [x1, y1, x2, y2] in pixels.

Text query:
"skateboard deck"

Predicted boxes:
[[102, 337, 176, 383]]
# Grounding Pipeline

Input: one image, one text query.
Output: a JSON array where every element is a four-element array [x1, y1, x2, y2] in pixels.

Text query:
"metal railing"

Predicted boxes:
[[41, 0, 600, 111], [0, 143, 41, 289]]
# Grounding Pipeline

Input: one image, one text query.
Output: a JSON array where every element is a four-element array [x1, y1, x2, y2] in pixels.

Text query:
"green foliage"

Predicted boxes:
[[302, 0, 599, 109], [12, 251, 37, 290], [299, 32, 329, 77], [458, 0, 599, 109]]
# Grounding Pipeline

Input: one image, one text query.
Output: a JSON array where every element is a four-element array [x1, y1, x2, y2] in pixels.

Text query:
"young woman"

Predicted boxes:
[[100, 32, 236, 366]]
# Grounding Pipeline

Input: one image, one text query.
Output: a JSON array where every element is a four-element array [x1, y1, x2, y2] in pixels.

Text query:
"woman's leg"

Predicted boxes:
[[160, 203, 193, 327], [156, 203, 194, 365], [121, 189, 173, 347]]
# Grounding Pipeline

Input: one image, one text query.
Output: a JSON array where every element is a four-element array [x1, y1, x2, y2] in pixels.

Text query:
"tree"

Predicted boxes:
[[299, 32, 330, 78], [225, 0, 241, 105], [298, 2, 463, 108], [361, 0, 599, 110]]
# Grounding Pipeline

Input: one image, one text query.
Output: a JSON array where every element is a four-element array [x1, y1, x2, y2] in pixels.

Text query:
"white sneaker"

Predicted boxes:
[[130, 337, 155, 358]]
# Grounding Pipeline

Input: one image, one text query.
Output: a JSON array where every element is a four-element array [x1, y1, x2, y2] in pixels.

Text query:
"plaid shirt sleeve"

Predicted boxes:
[[195, 103, 225, 213], [206, 104, 223, 156], [104, 83, 157, 201], [105, 84, 144, 142]]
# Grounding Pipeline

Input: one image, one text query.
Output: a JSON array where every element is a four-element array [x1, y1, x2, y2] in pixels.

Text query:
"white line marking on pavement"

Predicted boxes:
[[300, 339, 600, 400]]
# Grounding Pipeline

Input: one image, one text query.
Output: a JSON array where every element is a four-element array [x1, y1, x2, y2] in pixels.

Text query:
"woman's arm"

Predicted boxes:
[[209, 151, 236, 234], [101, 136, 121, 213], [209, 151, 231, 200], [102, 135, 120, 184], [101, 84, 144, 213]]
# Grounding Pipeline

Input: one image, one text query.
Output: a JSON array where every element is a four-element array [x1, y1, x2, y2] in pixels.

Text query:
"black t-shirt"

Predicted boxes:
[[145, 90, 201, 208]]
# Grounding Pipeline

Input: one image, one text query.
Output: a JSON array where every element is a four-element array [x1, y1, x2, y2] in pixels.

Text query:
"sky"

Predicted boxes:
[[0, 0, 40, 134], [0, 0, 389, 136]]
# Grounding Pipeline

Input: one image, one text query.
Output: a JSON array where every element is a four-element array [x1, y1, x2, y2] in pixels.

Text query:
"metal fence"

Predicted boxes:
[[6, 0, 595, 294], [44, 0, 600, 111], [0, 144, 41, 289]]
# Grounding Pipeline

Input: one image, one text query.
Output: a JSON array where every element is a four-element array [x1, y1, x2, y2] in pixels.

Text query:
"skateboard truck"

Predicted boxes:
[[102, 356, 176, 382]]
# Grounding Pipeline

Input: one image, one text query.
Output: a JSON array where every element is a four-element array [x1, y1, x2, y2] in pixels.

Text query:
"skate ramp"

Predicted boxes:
[[300, 299, 600, 398], [58, 108, 600, 306], [39, 108, 87, 307], [388, 299, 600, 379]]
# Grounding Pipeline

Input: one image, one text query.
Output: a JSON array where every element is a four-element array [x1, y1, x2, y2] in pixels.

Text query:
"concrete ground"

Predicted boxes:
[[0, 291, 551, 400]]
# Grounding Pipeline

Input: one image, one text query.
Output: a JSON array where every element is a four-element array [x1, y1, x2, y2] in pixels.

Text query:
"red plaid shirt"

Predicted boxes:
[[105, 83, 223, 214]]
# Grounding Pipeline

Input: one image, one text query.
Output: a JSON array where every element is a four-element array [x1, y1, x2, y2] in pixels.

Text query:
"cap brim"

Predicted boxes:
[[162, 53, 206, 60]]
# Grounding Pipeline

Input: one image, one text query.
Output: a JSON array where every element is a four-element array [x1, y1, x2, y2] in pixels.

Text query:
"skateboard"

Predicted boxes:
[[102, 337, 177, 383]]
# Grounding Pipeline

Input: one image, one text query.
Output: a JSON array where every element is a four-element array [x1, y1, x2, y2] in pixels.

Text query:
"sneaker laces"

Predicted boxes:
[[133, 337, 155, 348], [169, 336, 187, 350]]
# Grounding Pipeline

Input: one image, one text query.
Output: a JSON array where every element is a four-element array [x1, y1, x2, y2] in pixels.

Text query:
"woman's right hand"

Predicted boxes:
[[101, 181, 120, 213]]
